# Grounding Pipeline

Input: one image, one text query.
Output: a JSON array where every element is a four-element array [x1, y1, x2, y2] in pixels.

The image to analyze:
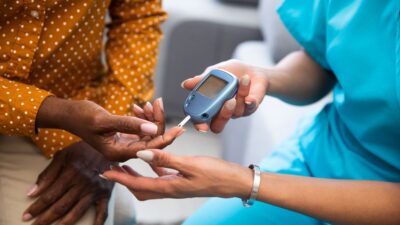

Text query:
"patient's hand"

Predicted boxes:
[[37, 98, 184, 162], [39, 97, 183, 162], [182, 59, 269, 133], [23, 142, 113, 225]]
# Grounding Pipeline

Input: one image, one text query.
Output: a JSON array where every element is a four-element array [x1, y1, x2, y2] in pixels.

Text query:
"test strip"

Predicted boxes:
[[178, 115, 191, 127]]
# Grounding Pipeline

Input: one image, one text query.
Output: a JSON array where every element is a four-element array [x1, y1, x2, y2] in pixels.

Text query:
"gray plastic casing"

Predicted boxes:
[[183, 69, 239, 123]]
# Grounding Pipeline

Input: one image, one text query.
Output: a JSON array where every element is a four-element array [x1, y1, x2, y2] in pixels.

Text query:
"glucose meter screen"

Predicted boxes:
[[197, 75, 227, 99]]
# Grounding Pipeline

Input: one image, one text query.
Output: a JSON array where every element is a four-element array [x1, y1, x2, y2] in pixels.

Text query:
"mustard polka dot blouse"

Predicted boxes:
[[0, 0, 167, 157]]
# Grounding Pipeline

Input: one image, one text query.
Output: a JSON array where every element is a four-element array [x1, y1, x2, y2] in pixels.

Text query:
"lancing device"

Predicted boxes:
[[178, 69, 239, 127]]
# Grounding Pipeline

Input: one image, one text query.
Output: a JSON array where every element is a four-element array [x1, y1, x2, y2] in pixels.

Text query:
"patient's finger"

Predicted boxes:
[[57, 194, 93, 225], [93, 197, 109, 225], [153, 98, 165, 134], [28, 152, 63, 197], [30, 186, 83, 225], [146, 127, 185, 149], [122, 127, 185, 157], [210, 98, 236, 133], [234, 74, 251, 117], [143, 102, 154, 122], [133, 104, 145, 119], [25, 171, 73, 218]]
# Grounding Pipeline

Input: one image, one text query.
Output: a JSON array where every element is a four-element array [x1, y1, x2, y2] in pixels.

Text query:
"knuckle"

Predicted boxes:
[[54, 204, 68, 215], [35, 220, 48, 225], [40, 194, 54, 205], [155, 152, 170, 166], [91, 114, 105, 129]]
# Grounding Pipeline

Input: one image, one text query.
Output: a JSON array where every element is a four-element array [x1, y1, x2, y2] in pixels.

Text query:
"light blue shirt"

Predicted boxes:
[[278, 0, 400, 181]]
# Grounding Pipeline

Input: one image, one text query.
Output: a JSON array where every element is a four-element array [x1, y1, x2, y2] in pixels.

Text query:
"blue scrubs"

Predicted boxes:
[[184, 0, 400, 224]]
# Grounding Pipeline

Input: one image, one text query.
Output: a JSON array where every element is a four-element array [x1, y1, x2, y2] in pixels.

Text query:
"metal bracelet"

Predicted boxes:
[[242, 164, 261, 208]]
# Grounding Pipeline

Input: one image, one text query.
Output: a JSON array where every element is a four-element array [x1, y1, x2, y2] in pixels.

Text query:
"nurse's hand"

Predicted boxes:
[[101, 149, 253, 200], [181, 60, 269, 133]]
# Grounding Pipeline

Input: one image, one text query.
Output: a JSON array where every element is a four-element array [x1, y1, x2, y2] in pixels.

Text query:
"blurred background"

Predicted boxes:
[[123, 0, 331, 224]]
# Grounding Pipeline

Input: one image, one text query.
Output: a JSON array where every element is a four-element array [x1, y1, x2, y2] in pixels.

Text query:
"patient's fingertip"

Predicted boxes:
[[177, 129, 186, 137]]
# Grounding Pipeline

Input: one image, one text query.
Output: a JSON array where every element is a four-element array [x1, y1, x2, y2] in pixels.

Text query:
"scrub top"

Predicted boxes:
[[278, 0, 400, 181], [183, 1, 400, 224]]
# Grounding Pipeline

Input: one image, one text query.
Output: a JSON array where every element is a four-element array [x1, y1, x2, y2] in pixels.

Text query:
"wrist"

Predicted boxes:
[[36, 97, 74, 130], [235, 166, 254, 199]]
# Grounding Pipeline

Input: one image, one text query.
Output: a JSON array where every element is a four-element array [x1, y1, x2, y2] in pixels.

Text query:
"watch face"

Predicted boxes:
[[197, 75, 228, 99]]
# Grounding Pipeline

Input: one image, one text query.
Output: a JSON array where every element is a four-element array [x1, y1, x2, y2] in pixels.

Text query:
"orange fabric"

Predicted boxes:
[[0, 0, 167, 157]]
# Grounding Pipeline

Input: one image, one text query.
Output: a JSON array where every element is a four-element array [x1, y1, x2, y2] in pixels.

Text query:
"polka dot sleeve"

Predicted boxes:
[[0, 76, 52, 137], [107, 0, 167, 101], [31, 0, 167, 157], [32, 77, 134, 158]]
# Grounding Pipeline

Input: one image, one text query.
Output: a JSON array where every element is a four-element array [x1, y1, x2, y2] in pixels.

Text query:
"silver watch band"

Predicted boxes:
[[242, 164, 261, 207]]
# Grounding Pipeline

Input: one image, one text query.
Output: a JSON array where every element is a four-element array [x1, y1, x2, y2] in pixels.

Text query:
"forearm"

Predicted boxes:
[[255, 173, 400, 225], [266, 50, 336, 105]]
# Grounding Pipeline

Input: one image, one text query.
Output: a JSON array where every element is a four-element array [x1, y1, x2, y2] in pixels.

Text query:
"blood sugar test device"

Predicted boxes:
[[178, 69, 239, 127]]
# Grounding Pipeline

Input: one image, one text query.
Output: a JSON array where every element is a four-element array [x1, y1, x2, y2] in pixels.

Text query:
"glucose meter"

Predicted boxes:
[[178, 69, 239, 126]]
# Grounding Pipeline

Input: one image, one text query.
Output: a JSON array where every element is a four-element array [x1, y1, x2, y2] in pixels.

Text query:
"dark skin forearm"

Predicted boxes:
[[257, 173, 400, 225], [267, 50, 336, 105], [35, 97, 184, 161], [36, 96, 72, 129]]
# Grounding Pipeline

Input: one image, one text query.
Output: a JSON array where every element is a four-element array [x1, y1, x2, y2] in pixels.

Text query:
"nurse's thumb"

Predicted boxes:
[[136, 149, 185, 171]]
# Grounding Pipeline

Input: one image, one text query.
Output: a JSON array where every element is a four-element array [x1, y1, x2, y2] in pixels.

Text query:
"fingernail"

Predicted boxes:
[[198, 129, 208, 133], [120, 166, 128, 173], [158, 98, 164, 111], [133, 104, 143, 112], [99, 174, 109, 180], [177, 129, 186, 137], [180, 80, 186, 89], [22, 213, 32, 221], [26, 184, 38, 197], [242, 74, 250, 86], [226, 99, 236, 111], [137, 150, 154, 162], [245, 101, 256, 108], [141, 123, 158, 135], [145, 102, 153, 111]]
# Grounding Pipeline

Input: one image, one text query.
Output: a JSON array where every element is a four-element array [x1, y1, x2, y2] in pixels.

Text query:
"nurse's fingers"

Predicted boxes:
[[194, 123, 209, 133], [243, 79, 267, 116], [181, 75, 205, 90], [210, 98, 236, 133], [234, 74, 251, 118]]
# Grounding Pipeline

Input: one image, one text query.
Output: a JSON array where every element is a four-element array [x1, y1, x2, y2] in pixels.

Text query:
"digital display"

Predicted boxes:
[[197, 75, 227, 99]]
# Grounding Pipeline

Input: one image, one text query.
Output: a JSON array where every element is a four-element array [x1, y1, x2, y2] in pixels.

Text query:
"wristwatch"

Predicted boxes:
[[242, 164, 261, 207]]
